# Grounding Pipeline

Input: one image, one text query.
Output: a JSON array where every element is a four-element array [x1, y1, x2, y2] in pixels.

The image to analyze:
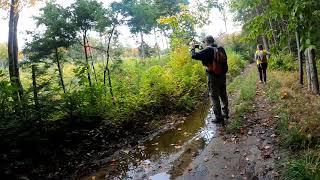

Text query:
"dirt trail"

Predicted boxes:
[[177, 77, 280, 180]]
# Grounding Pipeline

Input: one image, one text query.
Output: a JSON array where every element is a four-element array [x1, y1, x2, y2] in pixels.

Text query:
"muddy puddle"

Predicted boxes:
[[82, 103, 217, 180]]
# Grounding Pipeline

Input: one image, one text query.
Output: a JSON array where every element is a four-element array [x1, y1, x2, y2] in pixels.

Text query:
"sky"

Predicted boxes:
[[0, 0, 241, 50]]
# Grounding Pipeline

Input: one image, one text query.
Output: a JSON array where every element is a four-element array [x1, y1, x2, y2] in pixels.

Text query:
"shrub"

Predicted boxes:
[[226, 50, 247, 78], [268, 51, 297, 71]]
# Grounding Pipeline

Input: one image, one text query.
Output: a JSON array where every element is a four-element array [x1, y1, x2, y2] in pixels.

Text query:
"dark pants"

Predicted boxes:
[[258, 63, 268, 82], [208, 73, 229, 120]]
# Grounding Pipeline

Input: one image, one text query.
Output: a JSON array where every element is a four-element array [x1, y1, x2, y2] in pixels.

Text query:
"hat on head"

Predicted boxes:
[[204, 35, 215, 44]]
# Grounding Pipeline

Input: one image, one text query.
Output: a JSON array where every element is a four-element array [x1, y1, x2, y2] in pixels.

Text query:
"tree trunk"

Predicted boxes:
[[221, 9, 228, 33], [154, 28, 161, 60], [287, 30, 292, 54], [13, 12, 23, 95], [305, 50, 312, 90], [262, 35, 269, 50], [8, 0, 23, 102], [255, 7, 269, 50], [140, 32, 145, 59], [8, 0, 15, 87], [31, 63, 39, 108], [87, 38, 97, 82], [83, 31, 92, 87], [55, 48, 66, 93], [103, 26, 115, 105], [268, 18, 278, 46], [306, 48, 319, 94], [295, 29, 303, 85]]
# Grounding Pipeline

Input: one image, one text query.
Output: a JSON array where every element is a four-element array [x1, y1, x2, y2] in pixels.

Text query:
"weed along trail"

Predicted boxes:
[[178, 65, 280, 180]]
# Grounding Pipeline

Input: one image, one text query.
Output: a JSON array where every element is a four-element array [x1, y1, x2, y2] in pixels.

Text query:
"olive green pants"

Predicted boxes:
[[208, 73, 229, 120]]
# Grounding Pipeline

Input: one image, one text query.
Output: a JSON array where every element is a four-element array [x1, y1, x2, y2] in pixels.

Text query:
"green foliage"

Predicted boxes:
[[219, 33, 253, 61], [226, 49, 247, 78], [268, 51, 297, 71], [0, 43, 8, 66], [286, 150, 320, 180], [71, 0, 109, 33], [119, 0, 157, 34], [227, 66, 257, 133], [230, 0, 320, 52], [158, 5, 197, 47], [0, 70, 14, 119]]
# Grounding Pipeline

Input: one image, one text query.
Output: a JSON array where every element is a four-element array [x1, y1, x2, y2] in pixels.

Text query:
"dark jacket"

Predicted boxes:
[[191, 44, 228, 75]]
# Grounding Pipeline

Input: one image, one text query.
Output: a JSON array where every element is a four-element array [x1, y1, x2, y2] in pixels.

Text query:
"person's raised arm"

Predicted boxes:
[[191, 48, 209, 61]]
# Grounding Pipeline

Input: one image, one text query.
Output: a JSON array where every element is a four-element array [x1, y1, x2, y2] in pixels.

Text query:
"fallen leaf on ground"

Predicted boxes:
[[204, 157, 209, 162], [262, 149, 273, 159], [178, 128, 182, 131], [264, 146, 271, 150]]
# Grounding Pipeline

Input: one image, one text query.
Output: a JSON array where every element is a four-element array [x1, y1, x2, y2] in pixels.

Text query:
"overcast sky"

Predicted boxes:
[[0, 0, 241, 49]]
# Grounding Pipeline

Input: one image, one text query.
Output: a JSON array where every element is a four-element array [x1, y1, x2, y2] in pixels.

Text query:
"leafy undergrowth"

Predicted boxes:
[[0, 48, 248, 179], [265, 70, 320, 179], [226, 65, 257, 133]]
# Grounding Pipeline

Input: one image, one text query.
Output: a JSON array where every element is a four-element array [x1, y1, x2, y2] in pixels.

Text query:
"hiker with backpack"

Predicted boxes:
[[190, 35, 229, 124], [255, 44, 270, 83]]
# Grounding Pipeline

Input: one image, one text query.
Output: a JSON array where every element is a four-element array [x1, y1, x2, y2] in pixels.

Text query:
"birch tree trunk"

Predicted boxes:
[[305, 49, 312, 90], [306, 48, 319, 94], [268, 18, 278, 46], [295, 29, 303, 85]]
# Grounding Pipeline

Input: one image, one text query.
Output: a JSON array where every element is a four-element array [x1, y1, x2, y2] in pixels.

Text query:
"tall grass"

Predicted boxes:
[[265, 70, 320, 179], [227, 65, 257, 133]]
